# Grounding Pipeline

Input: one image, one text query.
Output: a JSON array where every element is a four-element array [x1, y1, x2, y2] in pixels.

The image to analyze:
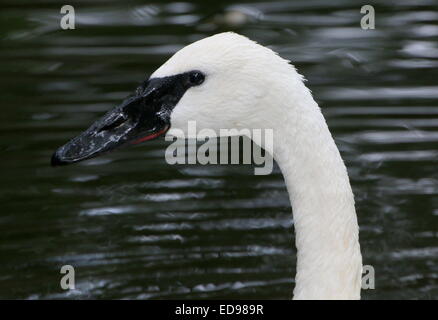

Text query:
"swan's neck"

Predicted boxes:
[[262, 75, 362, 299]]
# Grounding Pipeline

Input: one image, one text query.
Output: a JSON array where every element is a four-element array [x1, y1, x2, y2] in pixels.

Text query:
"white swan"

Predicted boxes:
[[52, 32, 362, 300]]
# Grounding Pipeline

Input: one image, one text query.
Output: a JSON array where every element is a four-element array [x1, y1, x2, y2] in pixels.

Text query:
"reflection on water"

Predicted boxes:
[[0, 0, 437, 299]]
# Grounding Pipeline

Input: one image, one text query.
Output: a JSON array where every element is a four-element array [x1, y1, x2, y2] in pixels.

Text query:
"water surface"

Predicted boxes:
[[0, 0, 437, 299]]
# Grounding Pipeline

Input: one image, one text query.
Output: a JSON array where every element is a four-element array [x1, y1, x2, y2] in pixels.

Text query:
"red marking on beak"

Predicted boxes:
[[131, 126, 169, 145]]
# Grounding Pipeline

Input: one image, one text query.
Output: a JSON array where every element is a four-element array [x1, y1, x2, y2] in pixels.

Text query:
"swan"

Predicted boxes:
[[51, 32, 362, 300]]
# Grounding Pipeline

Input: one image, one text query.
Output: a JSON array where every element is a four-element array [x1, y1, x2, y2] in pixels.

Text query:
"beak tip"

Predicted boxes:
[[51, 150, 66, 167]]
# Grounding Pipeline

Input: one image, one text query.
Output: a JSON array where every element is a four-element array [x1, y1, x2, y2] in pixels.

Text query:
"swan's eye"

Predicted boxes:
[[188, 71, 205, 86]]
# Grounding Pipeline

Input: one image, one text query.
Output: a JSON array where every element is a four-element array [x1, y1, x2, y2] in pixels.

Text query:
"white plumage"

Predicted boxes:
[[154, 32, 363, 299]]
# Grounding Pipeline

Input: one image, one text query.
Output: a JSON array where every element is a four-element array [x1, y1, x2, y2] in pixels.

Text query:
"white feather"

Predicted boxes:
[[153, 32, 362, 299]]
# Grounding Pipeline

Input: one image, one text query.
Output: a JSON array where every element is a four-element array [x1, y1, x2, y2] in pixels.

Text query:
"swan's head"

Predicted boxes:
[[52, 32, 299, 165]]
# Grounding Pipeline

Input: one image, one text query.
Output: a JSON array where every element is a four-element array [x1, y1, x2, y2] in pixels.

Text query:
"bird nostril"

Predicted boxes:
[[99, 115, 128, 132]]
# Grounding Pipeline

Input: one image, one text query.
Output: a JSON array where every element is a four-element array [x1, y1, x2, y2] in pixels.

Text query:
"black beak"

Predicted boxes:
[[51, 75, 188, 166]]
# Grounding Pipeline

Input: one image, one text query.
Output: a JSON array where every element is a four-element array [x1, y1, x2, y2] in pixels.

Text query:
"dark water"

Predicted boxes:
[[1, 0, 437, 299]]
